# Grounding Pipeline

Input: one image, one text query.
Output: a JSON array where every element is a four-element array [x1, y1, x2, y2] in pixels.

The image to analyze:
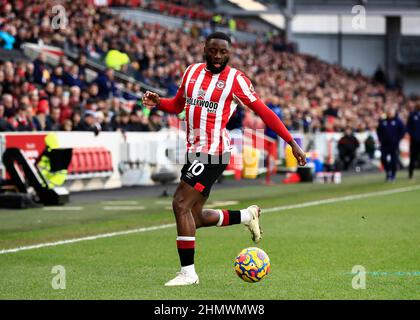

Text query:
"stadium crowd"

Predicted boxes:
[[1, 0, 419, 137], [0, 57, 164, 133]]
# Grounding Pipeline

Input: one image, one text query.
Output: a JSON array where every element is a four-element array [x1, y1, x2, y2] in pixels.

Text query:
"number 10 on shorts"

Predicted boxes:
[[188, 160, 205, 176]]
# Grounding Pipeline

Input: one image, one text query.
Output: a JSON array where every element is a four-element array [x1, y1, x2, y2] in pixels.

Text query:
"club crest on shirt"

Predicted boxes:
[[216, 80, 225, 90], [249, 83, 255, 93]]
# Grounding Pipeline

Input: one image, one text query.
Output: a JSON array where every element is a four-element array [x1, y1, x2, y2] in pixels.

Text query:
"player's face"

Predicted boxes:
[[204, 39, 230, 74]]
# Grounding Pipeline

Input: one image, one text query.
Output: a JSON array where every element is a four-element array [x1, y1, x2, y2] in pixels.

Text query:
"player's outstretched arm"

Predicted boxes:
[[142, 89, 185, 114], [232, 73, 306, 166], [247, 99, 306, 166]]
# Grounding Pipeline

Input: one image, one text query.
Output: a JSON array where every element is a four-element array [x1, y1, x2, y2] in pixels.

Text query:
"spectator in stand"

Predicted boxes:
[[71, 109, 83, 130], [75, 110, 99, 133], [95, 110, 112, 132], [23, 62, 35, 83], [13, 105, 34, 131], [95, 68, 118, 99], [0, 104, 13, 131], [112, 109, 131, 132], [25, 103, 42, 131], [211, 13, 222, 31], [337, 126, 360, 171], [49, 95, 61, 111], [122, 82, 140, 101], [147, 108, 163, 132], [76, 54, 88, 83], [51, 65, 65, 86], [69, 85, 82, 106], [1, 93, 15, 117], [86, 83, 100, 102], [0, 24, 15, 50], [50, 84, 62, 99], [29, 88, 40, 110], [35, 98, 49, 130], [64, 64, 85, 89], [228, 16, 236, 33], [127, 110, 148, 131], [33, 53, 50, 85], [364, 134, 376, 160], [45, 107, 62, 131], [60, 119, 73, 131], [324, 100, 340, 119], [59, 91, 73, 122], [44, 81, 55, 98]]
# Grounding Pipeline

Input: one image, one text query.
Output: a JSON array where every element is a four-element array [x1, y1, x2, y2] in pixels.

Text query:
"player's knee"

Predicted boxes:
[[172, 196, 191, 216]]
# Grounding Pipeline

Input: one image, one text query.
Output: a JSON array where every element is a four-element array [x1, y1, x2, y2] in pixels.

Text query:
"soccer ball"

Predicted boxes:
[[234, 247, 270, 283]]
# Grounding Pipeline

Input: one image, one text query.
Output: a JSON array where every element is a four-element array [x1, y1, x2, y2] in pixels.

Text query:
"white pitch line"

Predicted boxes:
[[101, 201, 139, 205], [0, 224, 175, 254], [103, 206, 145, 210], [1, 184, 419, 255], [43, 206, 83, 211], [263, 185, 420, 213], [155, 200, 172, 205]]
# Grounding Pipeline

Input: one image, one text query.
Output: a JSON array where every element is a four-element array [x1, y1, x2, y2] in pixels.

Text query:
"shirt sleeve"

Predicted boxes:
[[232, 72, 259, 106], [232, 73, 293, 143]]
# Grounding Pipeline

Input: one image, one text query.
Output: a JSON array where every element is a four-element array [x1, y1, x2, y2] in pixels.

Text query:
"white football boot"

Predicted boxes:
[[164, 271, 199, 287], [246, 205, 262, 244]]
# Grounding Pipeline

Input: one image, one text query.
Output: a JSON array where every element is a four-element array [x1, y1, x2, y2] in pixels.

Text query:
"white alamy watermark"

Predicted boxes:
[[145, 127, 268, 166], [51, 265, 66, 290], [51, 5, 68, 30], [351, 265, 366, 290], [351, 5, 366, 30]]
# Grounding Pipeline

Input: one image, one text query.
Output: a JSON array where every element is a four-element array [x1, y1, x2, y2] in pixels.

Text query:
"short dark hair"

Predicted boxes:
[[206, 32, 231, 44]]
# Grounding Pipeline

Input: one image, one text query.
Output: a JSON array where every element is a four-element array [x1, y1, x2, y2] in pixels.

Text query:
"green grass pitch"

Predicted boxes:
[[0, 173, 419, 299]]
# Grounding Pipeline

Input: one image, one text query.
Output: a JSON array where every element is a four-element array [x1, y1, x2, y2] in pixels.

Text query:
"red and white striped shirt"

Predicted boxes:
[[159, 63, 293, 155]]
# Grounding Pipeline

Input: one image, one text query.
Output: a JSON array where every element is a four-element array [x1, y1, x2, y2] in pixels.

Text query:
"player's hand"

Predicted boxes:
[[142, 91, 160, 109], [289, 140, 306, 166]]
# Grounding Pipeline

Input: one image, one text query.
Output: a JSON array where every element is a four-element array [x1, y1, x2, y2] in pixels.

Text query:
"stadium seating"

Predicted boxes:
[[150, 1, 212, 20], [67, 147, 113, 178]]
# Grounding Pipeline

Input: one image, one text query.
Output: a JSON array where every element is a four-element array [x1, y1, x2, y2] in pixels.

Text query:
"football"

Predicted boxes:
[[234, 247, 271, 283]]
